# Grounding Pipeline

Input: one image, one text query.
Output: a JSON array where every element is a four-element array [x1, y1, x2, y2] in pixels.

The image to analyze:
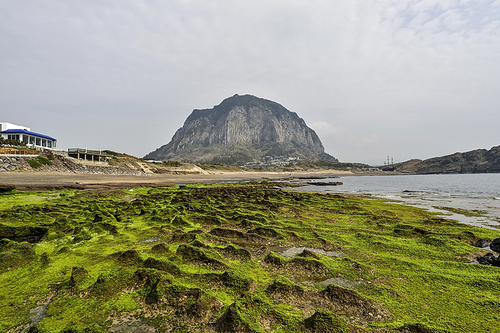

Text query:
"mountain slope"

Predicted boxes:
[[396, 145, 500, 174], [144, 94, 337, 164]]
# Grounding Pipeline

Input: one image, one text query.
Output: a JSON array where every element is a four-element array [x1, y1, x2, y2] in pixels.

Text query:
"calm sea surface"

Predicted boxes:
[[299, 174, 500, 230]]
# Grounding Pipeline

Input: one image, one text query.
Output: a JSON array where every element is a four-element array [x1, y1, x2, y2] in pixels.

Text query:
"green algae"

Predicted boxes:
[[0, 184, 499, 332]]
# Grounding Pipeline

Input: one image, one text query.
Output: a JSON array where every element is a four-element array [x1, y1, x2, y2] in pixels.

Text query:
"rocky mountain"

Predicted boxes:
[[144, 94, 337, 164], [396, 145, 500, 174]]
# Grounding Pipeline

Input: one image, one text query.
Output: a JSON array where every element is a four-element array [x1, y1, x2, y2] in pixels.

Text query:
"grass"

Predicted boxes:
[[0, 184, 499, 332]]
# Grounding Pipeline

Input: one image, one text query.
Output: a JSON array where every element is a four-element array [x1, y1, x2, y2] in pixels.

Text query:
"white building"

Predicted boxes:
[[0, 122, 30, 132], [0, 122, 57, 148]]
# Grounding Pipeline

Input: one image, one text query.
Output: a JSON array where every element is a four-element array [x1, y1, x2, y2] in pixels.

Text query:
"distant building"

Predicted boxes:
[[0, 122, 57, 148]]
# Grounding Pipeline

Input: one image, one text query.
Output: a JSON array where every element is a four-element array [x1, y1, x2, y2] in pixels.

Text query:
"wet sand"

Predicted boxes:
[[0, 170, 354, 190]]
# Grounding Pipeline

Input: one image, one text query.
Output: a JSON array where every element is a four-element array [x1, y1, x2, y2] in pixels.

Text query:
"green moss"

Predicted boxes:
[[0, 184, 499, 332]]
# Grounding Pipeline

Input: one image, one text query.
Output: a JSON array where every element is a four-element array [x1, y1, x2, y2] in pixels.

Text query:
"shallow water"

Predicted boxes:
[[298, 174, 500, 230]]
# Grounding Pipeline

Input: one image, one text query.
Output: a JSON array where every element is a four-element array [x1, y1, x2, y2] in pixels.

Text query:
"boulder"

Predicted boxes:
[[473, 239, 490, 248], [476, 253, 500, 267], [490, 238, 500, 253], [477, 253, 496, 265]]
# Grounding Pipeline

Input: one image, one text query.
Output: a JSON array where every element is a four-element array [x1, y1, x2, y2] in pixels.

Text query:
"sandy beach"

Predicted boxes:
[[0, 170, 354, 190]]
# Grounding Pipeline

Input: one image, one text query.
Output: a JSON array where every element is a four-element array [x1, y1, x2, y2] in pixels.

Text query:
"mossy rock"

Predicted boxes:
[[247, 226, 283, 239], [69, 266, 88, 288], [219, 244, 252, 261], [209, 227, 245, 239], [151, 243, 170, 254], [393, 223, 430, 237], [176, 244, 226, 270], [113, 249, 143, 265], [171, 215, 193, 228], [297, 249, 321, 259], [302, 309, 350, 333], [215, 303, 256, 333], [144, 257, 181, 276]]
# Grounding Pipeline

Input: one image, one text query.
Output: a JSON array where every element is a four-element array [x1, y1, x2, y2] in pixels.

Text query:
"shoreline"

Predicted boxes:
[[0, 170, 356, 190]]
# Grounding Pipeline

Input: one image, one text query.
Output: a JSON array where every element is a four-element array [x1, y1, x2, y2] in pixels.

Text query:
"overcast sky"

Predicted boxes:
[[1, 1, 499, 165]]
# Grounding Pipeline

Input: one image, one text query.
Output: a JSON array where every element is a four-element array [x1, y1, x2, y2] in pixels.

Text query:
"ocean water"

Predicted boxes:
[[298, 174, 500, 230]]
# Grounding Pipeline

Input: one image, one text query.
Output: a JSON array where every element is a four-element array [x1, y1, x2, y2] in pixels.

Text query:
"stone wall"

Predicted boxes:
[[0, 156, 35, 172], [0, 155, 149, 176]]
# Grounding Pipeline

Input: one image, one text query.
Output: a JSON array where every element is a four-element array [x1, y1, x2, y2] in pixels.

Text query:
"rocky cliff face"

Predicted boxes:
[[145, 94, 337, 164], [396, 146, 500, 174]]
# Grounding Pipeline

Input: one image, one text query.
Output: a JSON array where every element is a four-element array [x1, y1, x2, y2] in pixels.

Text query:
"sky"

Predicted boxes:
[[1, 0, 499, 165]]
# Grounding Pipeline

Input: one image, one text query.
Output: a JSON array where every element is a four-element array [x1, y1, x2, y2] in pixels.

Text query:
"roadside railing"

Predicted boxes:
[[0, 147, 38, 155]]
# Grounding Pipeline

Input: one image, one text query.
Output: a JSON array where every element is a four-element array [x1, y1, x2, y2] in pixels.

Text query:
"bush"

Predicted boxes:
[[163, 160, 181, 167], [0, 138, 26, 146]]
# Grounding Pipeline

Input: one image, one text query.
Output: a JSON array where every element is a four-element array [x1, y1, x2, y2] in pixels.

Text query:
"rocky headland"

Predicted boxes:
[[396, 145, 500, 174]]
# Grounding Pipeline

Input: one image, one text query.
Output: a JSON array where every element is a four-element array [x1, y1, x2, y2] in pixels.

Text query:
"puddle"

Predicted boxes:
[[141, 237, 160, 243], [21, 300, 51, 333], [270, 247, 343, 258], [109, 316, 156, 333]]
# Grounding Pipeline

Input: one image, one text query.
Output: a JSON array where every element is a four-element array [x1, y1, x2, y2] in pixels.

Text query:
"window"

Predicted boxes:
[[53, 142, 56, 148], [23, 135, 29, 143], [42, 139, 47, 147], [7, 134, 20, 141], [29, 136, 35, 144], [36, 138, 41, 146], [47, 141, 52, 148]]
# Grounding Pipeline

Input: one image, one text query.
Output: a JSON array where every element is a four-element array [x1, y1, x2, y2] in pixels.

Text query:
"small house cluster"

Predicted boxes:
[[0, 122, 57, 149]]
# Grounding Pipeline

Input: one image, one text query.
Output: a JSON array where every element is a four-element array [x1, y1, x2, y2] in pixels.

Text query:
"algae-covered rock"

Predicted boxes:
[[0, 224, 48, 243], [114, 249, 143, 265], [69, 266, 88, 287], [215, 303, 256, 333], [302, 309, 350, 333], [151, 242, 170, 254], [144, 257, 181, 276], [176, 244, 226, 270]]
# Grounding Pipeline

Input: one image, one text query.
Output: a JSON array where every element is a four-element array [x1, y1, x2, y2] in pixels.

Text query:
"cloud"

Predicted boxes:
[[0, 1, 499, 162]]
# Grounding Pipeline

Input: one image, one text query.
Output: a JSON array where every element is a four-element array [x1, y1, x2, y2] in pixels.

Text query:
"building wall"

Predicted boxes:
[[0, 122, 31, 132]]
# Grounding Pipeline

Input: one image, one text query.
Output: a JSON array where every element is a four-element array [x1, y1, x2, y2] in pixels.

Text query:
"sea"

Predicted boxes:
[[299, 173, 500, 230]]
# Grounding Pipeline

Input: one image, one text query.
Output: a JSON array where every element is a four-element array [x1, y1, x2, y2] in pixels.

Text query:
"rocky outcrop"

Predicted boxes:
[[0, 156, 37, 171], [144, 94, 337, 165], [396, 146, 500, 174]]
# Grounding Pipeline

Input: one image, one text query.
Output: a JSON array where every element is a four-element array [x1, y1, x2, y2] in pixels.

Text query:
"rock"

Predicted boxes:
[[306, 181, 343, 186], [477, 253, 500, 267], [490, 238, 500, 253], [0, 183, 15, 192], [477, 253, 496, 265], [473, 239, 490, 248]]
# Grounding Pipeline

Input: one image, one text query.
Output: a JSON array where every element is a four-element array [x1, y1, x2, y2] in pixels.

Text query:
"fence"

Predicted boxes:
[[0, 147, 38, 155]]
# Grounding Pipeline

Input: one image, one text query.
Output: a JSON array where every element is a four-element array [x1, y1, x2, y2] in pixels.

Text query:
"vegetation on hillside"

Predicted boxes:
[[0, 138, 26, 147], [0, 184, 499, 332]]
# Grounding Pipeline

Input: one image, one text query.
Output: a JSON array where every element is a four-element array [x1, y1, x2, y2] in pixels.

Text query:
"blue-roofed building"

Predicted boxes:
[[0, 122, 57, 148]]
